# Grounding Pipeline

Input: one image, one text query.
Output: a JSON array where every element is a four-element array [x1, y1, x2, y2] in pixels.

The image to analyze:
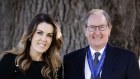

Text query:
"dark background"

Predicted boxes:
[[0, 0, 140, 60]]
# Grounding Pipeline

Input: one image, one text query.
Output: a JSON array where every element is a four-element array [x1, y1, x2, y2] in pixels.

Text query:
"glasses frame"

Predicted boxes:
[[86, 25, 108, 32]]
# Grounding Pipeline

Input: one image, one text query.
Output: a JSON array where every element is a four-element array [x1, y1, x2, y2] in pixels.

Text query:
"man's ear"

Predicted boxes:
[[108, 25, 112, 37]]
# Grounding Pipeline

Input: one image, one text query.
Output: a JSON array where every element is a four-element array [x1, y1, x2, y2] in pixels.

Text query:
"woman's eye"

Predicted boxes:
[[37, 31, 43, 35], [47, 34, 53, 37]]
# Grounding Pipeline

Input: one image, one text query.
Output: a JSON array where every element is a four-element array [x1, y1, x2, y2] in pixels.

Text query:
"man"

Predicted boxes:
[[139, 57, 140, 68], [63, 9, 140, 79]]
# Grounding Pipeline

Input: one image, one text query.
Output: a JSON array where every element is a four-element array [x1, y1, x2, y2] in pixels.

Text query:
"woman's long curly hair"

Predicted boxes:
[[10, 13, 62, 79]]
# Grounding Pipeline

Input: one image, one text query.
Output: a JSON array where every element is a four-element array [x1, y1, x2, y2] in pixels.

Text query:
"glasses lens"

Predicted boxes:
[[86, 25, 107, 31], [99, 25, 107, 31]]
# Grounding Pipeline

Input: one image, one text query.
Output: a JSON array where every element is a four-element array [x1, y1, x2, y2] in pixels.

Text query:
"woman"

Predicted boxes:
[[0, 13, 63, 79]]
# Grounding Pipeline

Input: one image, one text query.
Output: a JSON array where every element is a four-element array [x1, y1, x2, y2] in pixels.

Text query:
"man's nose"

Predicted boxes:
[[94, 27, 100, 34]]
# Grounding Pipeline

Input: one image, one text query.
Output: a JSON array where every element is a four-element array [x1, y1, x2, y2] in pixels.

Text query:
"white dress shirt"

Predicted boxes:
[[139, 57, 140, 69], [84, 46, 106, 79]]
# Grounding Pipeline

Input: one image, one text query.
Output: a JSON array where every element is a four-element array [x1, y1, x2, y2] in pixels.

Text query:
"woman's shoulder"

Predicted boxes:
[[0, 52, 17, 62], [0, 52, 17, 78]]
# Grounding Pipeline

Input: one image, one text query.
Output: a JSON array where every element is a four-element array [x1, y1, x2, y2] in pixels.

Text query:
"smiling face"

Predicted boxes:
[[30, 22, 54, 57], [85, 14, 112, 51]]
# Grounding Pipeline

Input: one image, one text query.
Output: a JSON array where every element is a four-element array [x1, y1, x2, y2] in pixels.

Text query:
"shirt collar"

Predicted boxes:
[[89, 45, 106, 56]]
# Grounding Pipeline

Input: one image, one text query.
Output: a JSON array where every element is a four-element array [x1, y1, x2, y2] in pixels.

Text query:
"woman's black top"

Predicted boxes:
[[0, 53, 62, 79]]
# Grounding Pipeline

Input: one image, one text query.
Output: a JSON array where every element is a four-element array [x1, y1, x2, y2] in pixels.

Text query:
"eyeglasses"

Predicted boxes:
[[86, 25, 108, 32]]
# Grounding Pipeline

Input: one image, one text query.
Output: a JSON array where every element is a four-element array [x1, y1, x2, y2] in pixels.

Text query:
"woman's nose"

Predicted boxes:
[[41, 35, 47, 41]]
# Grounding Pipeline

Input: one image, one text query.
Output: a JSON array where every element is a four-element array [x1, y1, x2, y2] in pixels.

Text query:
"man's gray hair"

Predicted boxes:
[[84, 9, 112, 27]]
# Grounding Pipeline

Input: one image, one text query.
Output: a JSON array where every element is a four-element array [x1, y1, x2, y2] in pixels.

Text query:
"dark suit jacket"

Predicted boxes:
[[63, 44, 140, 79]]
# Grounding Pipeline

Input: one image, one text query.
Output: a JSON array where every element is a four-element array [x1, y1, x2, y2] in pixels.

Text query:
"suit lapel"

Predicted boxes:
[[101, 44, 118, 79], [78, 46, 89, 79]]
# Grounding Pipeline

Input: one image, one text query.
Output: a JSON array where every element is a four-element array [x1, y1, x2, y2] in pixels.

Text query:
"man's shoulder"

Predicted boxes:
[[109, 44, 135, 57], [64, 46, 88, 58]]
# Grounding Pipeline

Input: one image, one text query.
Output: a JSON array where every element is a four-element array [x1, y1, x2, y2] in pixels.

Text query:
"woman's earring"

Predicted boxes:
[[29, 38, 31, 41]]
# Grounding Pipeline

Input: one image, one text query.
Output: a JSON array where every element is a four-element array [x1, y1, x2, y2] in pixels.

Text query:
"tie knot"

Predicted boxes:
[[94, 52, 100, 58]]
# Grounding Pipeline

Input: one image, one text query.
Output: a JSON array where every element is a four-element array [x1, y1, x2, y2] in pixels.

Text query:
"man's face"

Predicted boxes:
[[85, 14, 112, 51]]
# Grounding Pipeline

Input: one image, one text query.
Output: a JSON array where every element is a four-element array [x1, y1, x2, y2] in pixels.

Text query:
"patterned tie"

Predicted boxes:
[[94, 52, 100, 68], [91, 52, 100, 79]]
